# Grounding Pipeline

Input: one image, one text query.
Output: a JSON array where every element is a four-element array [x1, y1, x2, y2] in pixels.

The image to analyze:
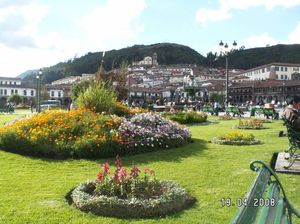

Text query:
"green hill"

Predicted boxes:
[[22, 43, 300, 84], [23, 43, 206, 84], [213, 44, 300, 69]]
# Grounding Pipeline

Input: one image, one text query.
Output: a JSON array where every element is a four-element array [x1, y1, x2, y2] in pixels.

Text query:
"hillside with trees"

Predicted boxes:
[[22, 43, 300, 84], [209, 44, 300, 69], [23, 43, 206, 84]]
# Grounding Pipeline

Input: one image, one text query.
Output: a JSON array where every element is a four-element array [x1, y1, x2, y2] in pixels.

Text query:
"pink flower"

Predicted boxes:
[[114, 167, 127, 184], [102, 162, 109, 175], [114, 155, 122, 168]]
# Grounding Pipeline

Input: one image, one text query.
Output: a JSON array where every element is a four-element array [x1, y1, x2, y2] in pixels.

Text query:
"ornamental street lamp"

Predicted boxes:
[[96, 51, 105, 82], [36, 69, 42, 112], [219, 40, 237, 107]]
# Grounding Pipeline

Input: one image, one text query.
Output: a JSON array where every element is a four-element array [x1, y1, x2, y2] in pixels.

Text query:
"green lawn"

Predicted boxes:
[[0, 115, 299, 224]]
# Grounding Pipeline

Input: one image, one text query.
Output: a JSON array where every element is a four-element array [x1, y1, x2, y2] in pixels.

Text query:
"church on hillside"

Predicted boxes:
[[132, 53, 158, 66]]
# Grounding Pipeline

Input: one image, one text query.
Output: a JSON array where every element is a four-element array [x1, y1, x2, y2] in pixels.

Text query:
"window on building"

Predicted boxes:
[[281, 75, 284, 79], [275, 66, 279, 71], [285, 75, 288, 80], [14, 82, 16, 85], [23, 90, 27, 96], [281, 67, 284, 71], [276, 75, 278, 79], [31, 90, 34, 96], [285, 67, 287, 72], [11, 90, 14, 95], [58, 91, 61, 97], [51, 91, 54, 97], [15, 90, 18, 94], [4, 89, 7, 95], [262, 68, 265, 73], [0, 89, 2, 95]]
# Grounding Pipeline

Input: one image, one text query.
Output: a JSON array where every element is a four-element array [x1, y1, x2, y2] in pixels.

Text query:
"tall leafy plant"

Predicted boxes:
[[77, 82, 117, 114]]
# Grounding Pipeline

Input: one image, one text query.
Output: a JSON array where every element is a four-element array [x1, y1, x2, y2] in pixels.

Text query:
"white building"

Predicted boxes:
[[51, 76, 80, 85], [239, 62, 300, 80]]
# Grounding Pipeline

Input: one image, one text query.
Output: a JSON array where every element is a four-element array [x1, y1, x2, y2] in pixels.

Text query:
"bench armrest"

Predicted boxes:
[[250, 160, 300, 218]]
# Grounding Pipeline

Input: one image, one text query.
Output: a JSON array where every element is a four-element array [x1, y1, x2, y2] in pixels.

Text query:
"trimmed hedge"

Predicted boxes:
[[71, 180, 195, 218], [162, 111, 207, 124]]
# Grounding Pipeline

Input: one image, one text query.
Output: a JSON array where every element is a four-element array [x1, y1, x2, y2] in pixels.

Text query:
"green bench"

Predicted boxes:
[[231, 160, 300, 224], [283, 118, 300, 169], [263, 108, 279, 119], [202, 106, 214, 115], [250, 108, 278, 119], [0, 106, 14, 113], [225, 107, 244, 117]]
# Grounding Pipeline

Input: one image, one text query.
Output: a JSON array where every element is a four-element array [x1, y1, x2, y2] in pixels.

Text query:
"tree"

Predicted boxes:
[[8, 94, 23, 105]]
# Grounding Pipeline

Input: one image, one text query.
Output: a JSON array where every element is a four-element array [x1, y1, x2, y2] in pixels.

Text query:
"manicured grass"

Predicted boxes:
[[0, 116, 299, 224]]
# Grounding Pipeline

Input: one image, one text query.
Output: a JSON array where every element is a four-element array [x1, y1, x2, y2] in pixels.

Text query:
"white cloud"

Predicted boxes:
[[196, 8, 231, 28], [77, 0, 146, 52], [241, 32, 279, 49], [0, 0, 147, 77], [0, 3, 49, 48], [239, 22, 300, 50], [196, 0, 300, 27], [287, 22, 300, 44]]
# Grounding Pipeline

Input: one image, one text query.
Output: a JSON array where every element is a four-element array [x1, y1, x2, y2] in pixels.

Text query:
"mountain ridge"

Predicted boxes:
[[21, 43, 300, 83]]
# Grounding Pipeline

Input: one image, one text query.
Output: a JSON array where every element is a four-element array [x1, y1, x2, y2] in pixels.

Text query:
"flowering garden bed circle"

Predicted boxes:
[[233, 125, 267, 130], [211, 137, 261, 145], [70, 180, 196, 218]]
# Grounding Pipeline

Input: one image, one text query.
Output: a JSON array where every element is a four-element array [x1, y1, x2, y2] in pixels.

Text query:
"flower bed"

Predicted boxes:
[[218, 114, 234, 120], [211, 131, 261, 145], [0, 110, 191, 159], [70, 158, 195, 218], [162, 111, 207, 124], [234, 119, 265, 130]]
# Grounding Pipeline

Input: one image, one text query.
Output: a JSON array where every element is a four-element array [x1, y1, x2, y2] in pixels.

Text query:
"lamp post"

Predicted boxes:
[[36, 69, 42, 112], [96, 51, 105, 82], [128, 73, 131, 106], [219, 40, 237, 107]]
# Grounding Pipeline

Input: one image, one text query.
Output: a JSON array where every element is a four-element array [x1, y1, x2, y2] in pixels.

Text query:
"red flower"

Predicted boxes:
[[96, 172, 104, 183], [130, 165, 140, 179]]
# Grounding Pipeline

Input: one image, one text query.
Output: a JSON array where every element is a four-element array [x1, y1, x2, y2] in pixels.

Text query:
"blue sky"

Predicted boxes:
[[1, 0, 300, 77]]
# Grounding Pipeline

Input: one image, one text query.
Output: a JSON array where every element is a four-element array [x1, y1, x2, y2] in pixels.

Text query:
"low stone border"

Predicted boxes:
[[211, 137, 261, 145], [70, 180, 196, 218]]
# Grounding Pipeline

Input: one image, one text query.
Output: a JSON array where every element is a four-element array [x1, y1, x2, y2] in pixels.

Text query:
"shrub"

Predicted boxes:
[[218, 114, 234, 120], [114, 102, 149, 117], [162, 111, 207, 124], [70, 157, 195, 218], [211, 130, 261, 145], [77, 82, 117, 114]]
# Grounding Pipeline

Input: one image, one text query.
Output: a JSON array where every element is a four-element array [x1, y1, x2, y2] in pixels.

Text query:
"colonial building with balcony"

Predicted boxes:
[[229, 79, 300, 104], [238, 62, 300, 80]]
